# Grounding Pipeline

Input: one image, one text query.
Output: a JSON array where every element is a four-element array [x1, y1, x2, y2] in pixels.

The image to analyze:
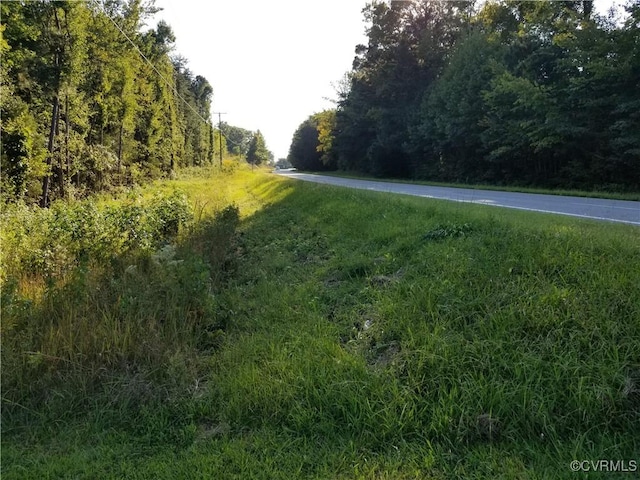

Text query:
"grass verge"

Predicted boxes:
[[2, 165, 639, 478]]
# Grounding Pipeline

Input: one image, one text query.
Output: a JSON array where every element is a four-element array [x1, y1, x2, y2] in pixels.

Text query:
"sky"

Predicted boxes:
[[150, 0, 370, 160], [149, 0, 620, 161]]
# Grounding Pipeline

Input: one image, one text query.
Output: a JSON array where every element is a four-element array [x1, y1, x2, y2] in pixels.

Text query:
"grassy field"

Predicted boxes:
[[2, 164, 639, 479]]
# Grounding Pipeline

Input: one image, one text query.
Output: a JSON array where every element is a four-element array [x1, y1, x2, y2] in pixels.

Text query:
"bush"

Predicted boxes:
[[0, 190, 193, 281], [0, 189, 236, 428]]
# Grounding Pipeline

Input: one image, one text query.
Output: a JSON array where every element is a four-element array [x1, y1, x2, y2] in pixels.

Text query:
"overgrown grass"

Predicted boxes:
[[2, 166, 639, 478], [0, 165, 247, 434]]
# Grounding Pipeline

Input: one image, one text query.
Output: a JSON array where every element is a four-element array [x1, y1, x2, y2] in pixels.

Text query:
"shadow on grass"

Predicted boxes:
[[1, 197, 272, 439], [3, 175, 639, 478]]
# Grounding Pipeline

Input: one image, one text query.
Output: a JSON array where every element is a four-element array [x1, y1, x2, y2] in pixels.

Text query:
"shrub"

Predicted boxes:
[[0, 189, 231, 427]]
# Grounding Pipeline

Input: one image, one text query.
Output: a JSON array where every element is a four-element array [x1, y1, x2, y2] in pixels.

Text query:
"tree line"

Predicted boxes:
[[1, 0, 271, 206], [220, 122, 272, 166], [288, 0, 640, 191]]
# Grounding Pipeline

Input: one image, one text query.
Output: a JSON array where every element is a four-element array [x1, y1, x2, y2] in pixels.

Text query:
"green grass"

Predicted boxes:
[[2, 165, 639, 478], [317, 170, 640, 201]]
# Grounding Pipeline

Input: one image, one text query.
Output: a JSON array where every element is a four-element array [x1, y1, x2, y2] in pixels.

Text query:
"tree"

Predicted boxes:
[[476, 0, 639, 188], [0, 3, 48, 200], [315, 110, 337, 169], [287, 111, 337, 171], [246, 130, 270, 166], [1, 0, 224, 203], [333, 0, 471, 177], [275, 157, 292, 169], [411, 30, 500, 182], [288, 117, 322, 171], [330, 0, 639, 190], [220, 122, 253, 158]]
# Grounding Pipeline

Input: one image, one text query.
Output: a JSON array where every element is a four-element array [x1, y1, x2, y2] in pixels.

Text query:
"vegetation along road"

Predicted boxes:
[[277, 171, 640, 226]]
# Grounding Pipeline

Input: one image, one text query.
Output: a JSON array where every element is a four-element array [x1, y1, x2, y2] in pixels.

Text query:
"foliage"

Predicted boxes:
[[288, 110, 337, 171], [411, 30, 500, 182], [0, 0, 218, 204], [220, 121, 254, 158], [315, 110, 337, 168], [3, 169, 638, 478], [0, 172, 242, 436], [307, 0, 640, 191], [288, 116, 323, 171], [332, 0, 469, 178], [0, 190, 192, 282], [246, 130, 271, 166]]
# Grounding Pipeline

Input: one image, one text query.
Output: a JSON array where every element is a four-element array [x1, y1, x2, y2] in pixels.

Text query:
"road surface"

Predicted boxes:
[[275, 171, 640, 226]]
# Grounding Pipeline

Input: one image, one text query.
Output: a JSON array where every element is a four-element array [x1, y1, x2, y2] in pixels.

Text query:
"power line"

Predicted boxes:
[[89, 0, 212, 128], [220, 131, 246, 149], [90, 0, 248, 170]]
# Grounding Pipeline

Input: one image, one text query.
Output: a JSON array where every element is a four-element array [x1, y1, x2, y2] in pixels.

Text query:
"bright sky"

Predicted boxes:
[[150, 0, 369, 160], [149, 0, 620, 161]]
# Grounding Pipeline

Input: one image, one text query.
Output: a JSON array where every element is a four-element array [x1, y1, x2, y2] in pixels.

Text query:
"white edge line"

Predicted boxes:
[[464, 201, 640, 226], [421, 194, 640, 225], [281, 174, 640, 226]]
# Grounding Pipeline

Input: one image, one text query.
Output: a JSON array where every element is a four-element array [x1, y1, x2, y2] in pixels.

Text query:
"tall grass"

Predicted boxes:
[[1, 170, 241, 431], [204, 181, 639, 476], [2, 168, 639, 478]]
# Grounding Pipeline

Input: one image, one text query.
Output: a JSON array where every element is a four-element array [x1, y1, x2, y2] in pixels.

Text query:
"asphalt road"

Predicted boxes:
[[275, 171, 640, 226]]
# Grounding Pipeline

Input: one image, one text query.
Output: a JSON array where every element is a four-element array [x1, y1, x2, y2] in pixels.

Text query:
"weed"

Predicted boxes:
[[2, 167, 639, 478], [422, 222, 473, 241]]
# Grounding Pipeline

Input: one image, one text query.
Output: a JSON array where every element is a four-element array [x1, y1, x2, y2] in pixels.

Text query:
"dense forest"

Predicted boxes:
[[0, 0, 270, 206], [289, 0, 640, 191]]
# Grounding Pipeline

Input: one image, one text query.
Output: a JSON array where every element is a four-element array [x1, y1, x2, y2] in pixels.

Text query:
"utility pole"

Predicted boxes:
[[213, 112, 227, 169]]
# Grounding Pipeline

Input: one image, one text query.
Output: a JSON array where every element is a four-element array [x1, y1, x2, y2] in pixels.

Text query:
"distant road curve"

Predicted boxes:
[[275, 171, 640, 226]]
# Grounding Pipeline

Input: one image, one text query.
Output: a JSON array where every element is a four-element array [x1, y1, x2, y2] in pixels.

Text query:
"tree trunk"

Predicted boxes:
[[40, 95, 60, 208], [41, 9, 64, 207], [65, 93, 70, 198], [118, 123, 123, 176], [56, 98, 64, 199]]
